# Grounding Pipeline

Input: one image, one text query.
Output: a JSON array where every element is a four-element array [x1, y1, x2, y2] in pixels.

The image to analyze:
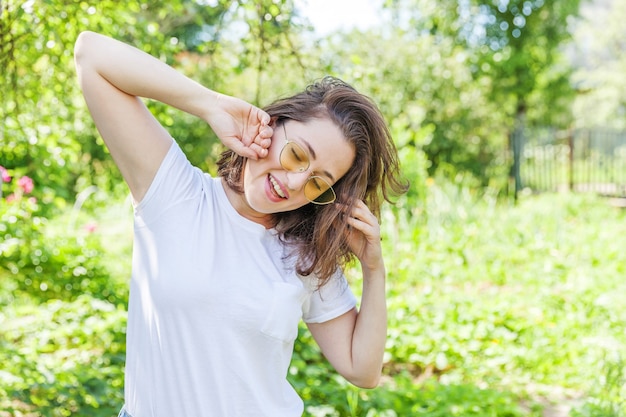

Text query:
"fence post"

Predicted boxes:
[[511, 124, 524, 199], [568, 128, 574, 192]]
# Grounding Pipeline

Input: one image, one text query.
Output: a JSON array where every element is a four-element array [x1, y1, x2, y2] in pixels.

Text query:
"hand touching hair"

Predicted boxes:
[[219, 77, 408, 285]]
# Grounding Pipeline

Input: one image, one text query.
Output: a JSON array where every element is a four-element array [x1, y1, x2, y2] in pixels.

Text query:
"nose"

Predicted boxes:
[[285, 170, 311, 191]]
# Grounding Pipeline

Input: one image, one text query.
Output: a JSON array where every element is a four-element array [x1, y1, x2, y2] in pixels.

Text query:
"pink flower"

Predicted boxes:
[[84, 221, 98, 233], [5, 193, 17, 203], [18, 176, 34, 194], [0, 166, 10, 183]]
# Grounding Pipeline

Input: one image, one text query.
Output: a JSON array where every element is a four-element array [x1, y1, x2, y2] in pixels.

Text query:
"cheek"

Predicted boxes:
[[244, 158, 265, 178], [241, 161, 259, 197], [241, 159, 271, 194], [246, 141, 282, 180]]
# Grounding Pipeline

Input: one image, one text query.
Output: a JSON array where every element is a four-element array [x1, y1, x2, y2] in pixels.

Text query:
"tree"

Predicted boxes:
[[462, 0, 582, 128], [378, 0, 581, 186], [569, 0, 626, 129], [1, 1, 186, 205], [0, 0, 304, 205]]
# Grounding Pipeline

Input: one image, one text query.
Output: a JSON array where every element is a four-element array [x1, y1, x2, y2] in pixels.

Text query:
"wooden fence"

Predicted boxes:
[[511, 127, 626, 198]]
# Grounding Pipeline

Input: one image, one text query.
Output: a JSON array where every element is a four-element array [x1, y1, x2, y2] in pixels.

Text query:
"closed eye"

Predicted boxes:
[[289, 145, 306, 163], [311, 178, 323, 191]]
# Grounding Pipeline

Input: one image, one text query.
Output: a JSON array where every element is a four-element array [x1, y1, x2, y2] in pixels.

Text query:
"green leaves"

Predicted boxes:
[[0, 296, 127, 416], [3, 182, 626, 415], [2, 0, 625, 415]]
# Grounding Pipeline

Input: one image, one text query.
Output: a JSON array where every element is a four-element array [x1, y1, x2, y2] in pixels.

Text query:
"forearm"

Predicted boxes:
[[74, 31, 217, 119], [349, 265, 387, 387]]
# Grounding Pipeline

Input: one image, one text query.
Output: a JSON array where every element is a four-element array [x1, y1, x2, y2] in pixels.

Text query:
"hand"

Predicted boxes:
[[206, 93, 273, 160], [344, 200, 385, 273]]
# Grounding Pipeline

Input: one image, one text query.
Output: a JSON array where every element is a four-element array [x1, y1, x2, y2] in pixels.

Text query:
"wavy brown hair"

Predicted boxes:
[[218, 76, 408, 286]]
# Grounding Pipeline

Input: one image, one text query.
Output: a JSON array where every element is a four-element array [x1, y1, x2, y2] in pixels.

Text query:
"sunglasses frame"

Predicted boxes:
[[279, 122, 336, 205]]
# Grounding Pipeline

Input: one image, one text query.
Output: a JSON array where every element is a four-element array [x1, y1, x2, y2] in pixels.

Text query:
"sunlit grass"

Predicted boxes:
[[2, 189, 626, 416], [374, 188, 626, 414]]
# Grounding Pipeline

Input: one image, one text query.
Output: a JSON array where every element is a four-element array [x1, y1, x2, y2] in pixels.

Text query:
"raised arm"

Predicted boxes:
[[307, 200, 387, 388], [74, 31, 272, 202]]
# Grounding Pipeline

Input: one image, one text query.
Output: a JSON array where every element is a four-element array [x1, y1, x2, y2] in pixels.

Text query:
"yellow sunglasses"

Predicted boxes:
[[279, 123, 336, 205]]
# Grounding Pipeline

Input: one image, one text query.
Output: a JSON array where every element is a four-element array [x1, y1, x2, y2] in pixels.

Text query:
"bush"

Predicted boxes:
[[1, 165, 125, 304], [3, 189, 626, 416], [571, 355, 626, 417], [0, 296, 126, 417]]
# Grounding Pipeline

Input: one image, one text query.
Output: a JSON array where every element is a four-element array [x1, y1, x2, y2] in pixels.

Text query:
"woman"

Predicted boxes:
[[74, 31, 406, 417]]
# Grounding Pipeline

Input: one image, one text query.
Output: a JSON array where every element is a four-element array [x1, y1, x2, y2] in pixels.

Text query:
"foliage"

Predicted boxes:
[[382, 186, 626, 396], [3, 0, 626, 415], [0, 296, 126, 417], [1, 0, 589, 203], [571, 355, 626, 417], [377, 0, 581, 185], [307, 26, 510, 187], [0, 0, 304, 204], [3, 191, 626, 416], [291, 326, 532, 417], [2, 0, 620, 197], [569, 0, 626, 129], [0, 166, 124, 303], [1, 0, 180, 205], [463, 0, 581, 127]]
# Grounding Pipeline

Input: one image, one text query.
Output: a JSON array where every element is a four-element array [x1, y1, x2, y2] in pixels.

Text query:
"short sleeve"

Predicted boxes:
[[302, 270, 357, 324], [134, 140, 204, 225]]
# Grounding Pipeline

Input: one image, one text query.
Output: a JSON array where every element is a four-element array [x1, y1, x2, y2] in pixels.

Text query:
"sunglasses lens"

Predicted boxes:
[[305, 177, 336, 204], [280, 142, 309, 172], [279, 127, 336, 205]]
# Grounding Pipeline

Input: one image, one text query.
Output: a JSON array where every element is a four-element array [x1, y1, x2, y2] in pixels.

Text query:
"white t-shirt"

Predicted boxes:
[[123, 140, 357, 417]]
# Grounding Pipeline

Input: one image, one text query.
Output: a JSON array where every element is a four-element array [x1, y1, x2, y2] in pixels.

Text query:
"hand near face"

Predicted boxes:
[[344, 200, 384, 273], [206, 93, 273, 160]]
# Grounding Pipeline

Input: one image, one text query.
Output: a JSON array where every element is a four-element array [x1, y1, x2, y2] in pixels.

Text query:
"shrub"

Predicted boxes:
[[1, 165, 124, 304], [0, 296, 126, 417]]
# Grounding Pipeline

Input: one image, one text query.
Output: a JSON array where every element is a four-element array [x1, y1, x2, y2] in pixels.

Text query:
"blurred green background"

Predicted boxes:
[[1, 0, 626, 416]]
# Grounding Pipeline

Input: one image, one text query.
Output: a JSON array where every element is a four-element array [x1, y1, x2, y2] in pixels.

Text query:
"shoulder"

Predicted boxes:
[[133, 141, 213, 223], [301, 269, 356, 324]]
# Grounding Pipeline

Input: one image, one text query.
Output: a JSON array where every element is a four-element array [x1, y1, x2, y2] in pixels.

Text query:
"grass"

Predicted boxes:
[[1, 187, 626, 416], [373, 185, 626, 415]]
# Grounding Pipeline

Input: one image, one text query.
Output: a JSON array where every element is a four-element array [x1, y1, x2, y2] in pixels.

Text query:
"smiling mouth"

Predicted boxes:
[[269, 174, 287, 199]]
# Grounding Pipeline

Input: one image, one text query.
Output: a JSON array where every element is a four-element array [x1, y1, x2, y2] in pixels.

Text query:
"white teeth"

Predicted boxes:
[[269, 175, 286, 198]]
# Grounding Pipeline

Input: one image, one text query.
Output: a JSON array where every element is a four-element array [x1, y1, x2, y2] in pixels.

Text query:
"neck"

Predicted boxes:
[[221, 178, 275, 229]]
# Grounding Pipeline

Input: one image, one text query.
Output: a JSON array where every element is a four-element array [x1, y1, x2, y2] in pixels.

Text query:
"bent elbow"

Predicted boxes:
[[74, 31, 98, 67], [347, 372, 381, 389], [358, 376, 381, 389]]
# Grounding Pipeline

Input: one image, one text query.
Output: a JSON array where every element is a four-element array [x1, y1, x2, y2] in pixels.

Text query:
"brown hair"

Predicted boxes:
[[218, 76, 408, 286]]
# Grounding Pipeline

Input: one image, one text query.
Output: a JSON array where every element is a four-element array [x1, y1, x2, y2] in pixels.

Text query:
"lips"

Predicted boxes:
[[268, 174, 288, 199]]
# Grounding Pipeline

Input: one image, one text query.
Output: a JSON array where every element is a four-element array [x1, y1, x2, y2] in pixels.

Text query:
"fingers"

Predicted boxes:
[[241, 110, 272, 159], [230, 141, 260, 160], [344, 200, 376, 224], [341, 200, 384, 270], [256, 126, 273, 146], [250, 125, 272, 158], [346, 216, 380, 242], [249, 142, 268, 158], [260, 112, 271, 127], [241, 107, 271, 146], [341, 200, 380, 240]]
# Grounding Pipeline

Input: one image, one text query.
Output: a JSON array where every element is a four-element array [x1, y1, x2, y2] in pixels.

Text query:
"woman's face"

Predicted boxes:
[[242, 117, 356, 215]]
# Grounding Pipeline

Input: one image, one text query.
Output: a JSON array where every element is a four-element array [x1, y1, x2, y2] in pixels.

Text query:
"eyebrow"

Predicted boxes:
[[298, 136, 336, 182]]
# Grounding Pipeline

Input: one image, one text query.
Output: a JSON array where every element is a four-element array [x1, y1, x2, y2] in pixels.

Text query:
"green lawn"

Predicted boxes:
[[1, 189, 625, 416]]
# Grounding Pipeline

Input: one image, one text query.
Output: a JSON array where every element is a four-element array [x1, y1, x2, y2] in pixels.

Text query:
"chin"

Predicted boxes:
[[242, 193, 275, 215]]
